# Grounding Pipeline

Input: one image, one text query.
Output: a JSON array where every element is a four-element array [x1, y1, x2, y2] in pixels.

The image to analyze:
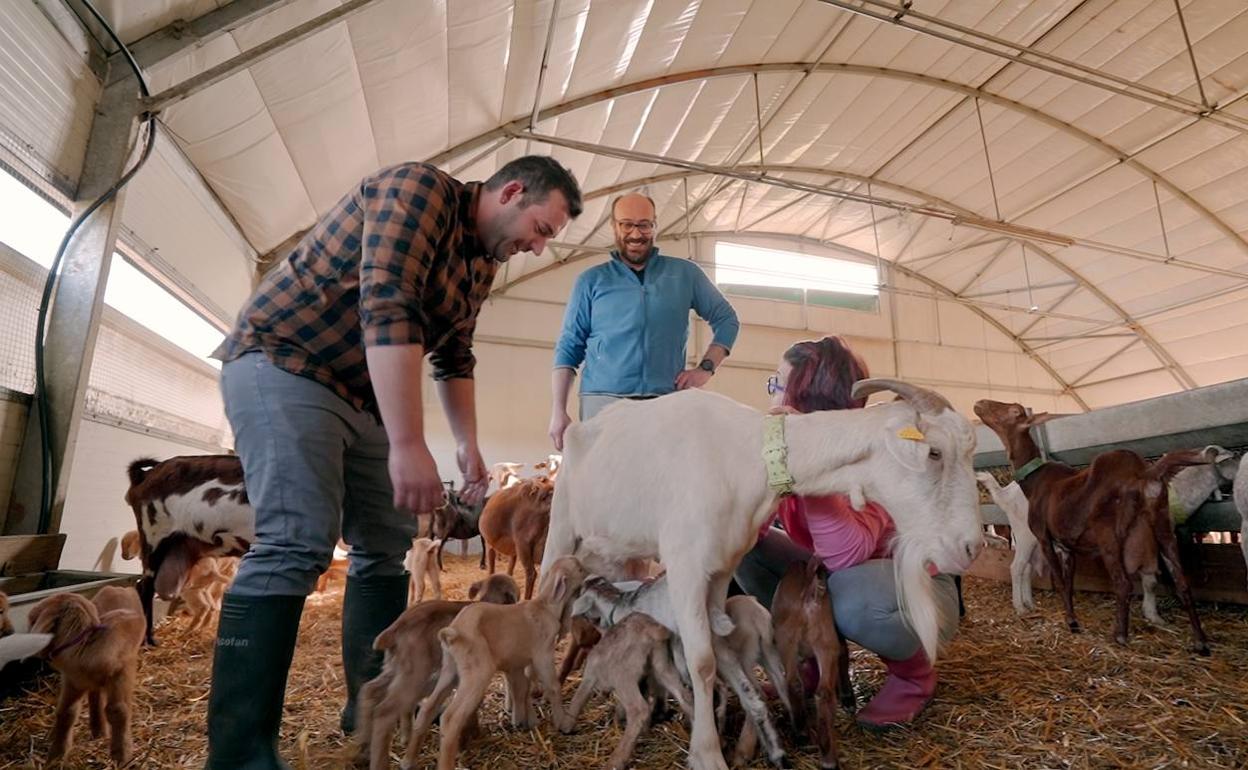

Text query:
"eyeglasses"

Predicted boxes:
[[615, 220, 655, 234], [766, 375, 785, 395]]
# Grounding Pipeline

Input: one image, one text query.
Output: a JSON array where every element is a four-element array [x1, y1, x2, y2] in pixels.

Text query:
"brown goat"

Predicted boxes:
[[27, 588, 145, 765], [355, 574, 519, 770], [974, 399, 1211, 654], [564, 613, 693, 770], [479, 477, 555, 599], [558, 615, 603, 683], [770, 559, 851, 770], [408, 557, 589, 770], [0, 591, 13, 637]]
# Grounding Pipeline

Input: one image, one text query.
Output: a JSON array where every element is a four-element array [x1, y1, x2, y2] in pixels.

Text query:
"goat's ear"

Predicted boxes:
[[1024, 412, 1055, 428], [551, 572, 570, 604], [468, 581, 482, 600], [884, 417, 932, 473]]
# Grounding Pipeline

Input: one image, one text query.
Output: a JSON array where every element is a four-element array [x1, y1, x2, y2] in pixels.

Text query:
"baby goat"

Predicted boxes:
[[572, 576, 790, 769], [409, 557, 589, 770], [405, 537, 443, 603], [565, 613, 693, 770], [28, 587, 145, 765], [770, 559, 851, 770], [976, 472, 1042, 615], [356, 573, 519, 770]]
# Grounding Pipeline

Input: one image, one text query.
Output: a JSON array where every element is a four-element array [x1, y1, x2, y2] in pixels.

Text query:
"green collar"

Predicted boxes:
[[1014, 456, 1047, 482], [762, 414, 796, 496], [1167, 483, 1190, 525]]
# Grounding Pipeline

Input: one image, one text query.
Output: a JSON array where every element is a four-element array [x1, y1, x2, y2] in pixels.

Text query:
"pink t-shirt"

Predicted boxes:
[[764, 494, 896, 573]]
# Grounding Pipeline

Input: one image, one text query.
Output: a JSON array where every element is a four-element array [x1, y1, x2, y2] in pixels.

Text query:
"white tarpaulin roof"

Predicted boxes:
[[27, 0, 1248, 411]]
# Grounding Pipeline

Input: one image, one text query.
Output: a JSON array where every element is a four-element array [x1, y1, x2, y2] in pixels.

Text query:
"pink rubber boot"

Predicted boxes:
[[855, 649, 936, 730]]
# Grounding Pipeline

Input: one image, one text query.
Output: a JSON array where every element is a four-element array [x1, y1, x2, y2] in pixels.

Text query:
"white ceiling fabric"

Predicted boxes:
[[78, 0, 1248, 410]]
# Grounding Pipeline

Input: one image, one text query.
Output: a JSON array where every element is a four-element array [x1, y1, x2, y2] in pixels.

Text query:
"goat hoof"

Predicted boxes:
[[770, 753, 791, 769], [1067, 622, 1081, 634], [1114, 635, 1128, 646], [1194, 644, 1211, 657]]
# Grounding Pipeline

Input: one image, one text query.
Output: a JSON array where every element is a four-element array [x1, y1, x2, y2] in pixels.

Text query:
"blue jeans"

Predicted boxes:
[[735, 528, 960, 660], [221, 352, 417, 597]]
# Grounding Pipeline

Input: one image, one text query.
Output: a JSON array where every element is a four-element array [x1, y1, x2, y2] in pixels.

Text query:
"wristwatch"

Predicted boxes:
[[698, 358, 715, 373]]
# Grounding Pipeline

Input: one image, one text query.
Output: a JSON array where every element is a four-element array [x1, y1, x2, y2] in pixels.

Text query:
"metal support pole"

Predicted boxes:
[[7, 68, 141, 535]]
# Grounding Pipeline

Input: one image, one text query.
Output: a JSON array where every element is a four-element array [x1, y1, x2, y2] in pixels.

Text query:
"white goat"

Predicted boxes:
[[542, 380, 984, 770], [1233, 453, 1248, 591], [976, 472, 1040, 615]]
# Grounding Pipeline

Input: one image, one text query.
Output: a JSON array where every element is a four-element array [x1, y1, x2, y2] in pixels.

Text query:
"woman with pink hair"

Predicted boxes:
[[735, 335, 960, 729]]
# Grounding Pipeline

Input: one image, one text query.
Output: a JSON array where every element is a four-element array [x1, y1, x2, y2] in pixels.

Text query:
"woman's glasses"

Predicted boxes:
[[766, 375, 785, 395]]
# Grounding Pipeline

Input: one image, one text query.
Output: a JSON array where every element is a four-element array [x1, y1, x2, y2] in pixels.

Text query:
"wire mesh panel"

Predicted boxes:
[[88, 312, 227, 449], [0, 240, 42, 394]]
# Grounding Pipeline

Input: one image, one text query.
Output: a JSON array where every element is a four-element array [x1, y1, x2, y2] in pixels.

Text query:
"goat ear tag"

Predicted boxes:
[[896, 425, 926, 441]]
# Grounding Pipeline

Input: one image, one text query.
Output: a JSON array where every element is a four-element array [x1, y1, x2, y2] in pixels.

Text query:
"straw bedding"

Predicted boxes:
[[2, 554, 1245, 769]]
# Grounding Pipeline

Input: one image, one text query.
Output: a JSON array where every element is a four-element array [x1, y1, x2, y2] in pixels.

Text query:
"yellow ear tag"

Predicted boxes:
[[897, 425, 926, 441]]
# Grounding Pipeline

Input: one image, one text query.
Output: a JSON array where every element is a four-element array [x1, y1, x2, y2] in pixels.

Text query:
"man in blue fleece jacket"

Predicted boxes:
[[548, 192, 740, 449]]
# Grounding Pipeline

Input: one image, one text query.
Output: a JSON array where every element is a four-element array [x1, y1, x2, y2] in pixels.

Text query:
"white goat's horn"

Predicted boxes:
[[851, 378, 952, 415]]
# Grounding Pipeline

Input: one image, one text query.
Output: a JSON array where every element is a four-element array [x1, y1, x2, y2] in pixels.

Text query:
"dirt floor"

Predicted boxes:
[[2, 553, 1247, 769]]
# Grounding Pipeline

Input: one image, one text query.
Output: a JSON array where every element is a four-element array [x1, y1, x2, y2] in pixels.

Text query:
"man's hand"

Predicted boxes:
[[675, 367, 713, 390], [388, 441, 445, 514], [549, 409, 573, 451], [457, 443, 488, 506]]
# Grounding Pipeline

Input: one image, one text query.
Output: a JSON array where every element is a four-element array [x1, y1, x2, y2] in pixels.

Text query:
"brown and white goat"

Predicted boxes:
[[770, 559, 852, 770], [565, 612, 694, 770], [408, 557, 589, 770], [356, 574, 519, 770], [479, 477, 554, 599], [124, 456, 253, 645], [489, 461, 525, 491], [974, 399, 1211, 654], [405, 537, 443, 603], [27, 587, 145, 765]]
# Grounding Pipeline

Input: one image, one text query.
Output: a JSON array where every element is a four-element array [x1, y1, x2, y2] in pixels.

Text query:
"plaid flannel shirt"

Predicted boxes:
[[213, 163, 499, 414]]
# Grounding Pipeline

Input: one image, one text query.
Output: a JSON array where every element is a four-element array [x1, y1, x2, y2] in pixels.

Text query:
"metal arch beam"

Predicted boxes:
[[126, 0, 298, 72], [547, 160, 1201, 391], [143, 0, 385, 112], [426, 62, 1248, 263]]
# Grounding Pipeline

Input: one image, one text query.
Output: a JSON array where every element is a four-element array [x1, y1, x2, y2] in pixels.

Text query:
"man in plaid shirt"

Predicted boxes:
[[204, 156, 582, 769]]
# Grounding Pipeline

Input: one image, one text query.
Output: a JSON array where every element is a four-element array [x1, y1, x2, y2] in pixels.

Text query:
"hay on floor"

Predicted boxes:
[[1, 554, 1246, 769]]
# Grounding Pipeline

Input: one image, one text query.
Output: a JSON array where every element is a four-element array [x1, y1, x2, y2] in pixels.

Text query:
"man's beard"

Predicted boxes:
[[616, 236, 652, 266], [485, 206, 524, 262]]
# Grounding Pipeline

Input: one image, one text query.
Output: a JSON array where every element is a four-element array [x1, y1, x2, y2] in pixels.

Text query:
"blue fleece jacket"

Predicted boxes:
[[553, 249, 740, 396]]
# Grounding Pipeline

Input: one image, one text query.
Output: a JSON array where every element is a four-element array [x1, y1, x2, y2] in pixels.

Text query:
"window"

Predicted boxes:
[[0, 169, 224, 367], [713, 240, 879, 312]]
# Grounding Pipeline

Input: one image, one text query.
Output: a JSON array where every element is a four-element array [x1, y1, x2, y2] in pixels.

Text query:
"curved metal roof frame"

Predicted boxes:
[[429, 62, 1248, 262], [496, 161, 1197, 400]]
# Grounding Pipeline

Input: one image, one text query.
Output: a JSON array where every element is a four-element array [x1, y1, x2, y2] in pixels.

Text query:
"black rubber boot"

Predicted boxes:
[[340, 574, 408, 734], [205, 593, 305, 770]]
